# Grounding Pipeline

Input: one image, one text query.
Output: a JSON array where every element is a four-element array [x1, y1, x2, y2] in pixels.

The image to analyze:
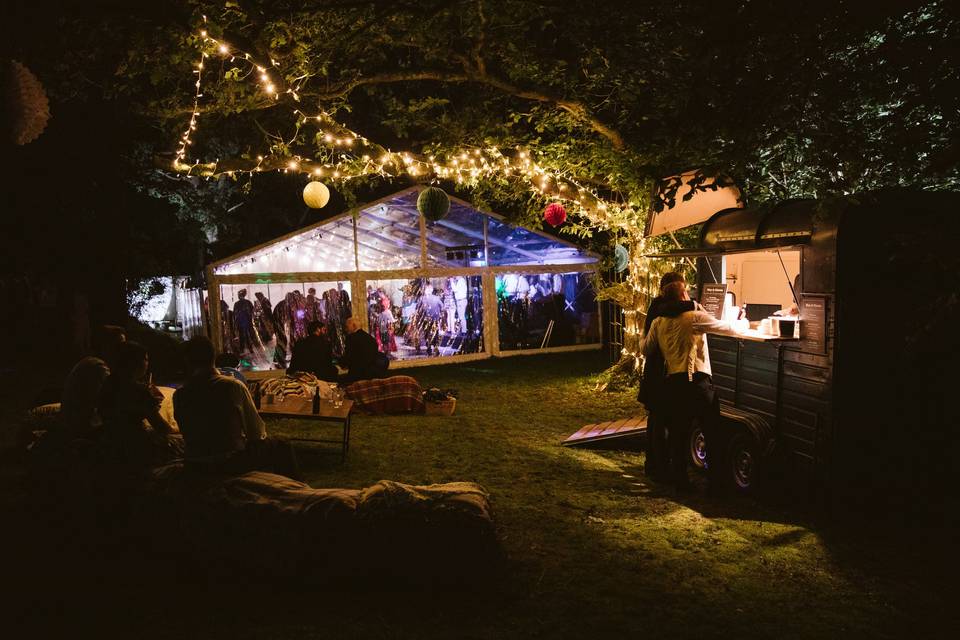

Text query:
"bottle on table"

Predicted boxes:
[[312, 385, 320, 414]]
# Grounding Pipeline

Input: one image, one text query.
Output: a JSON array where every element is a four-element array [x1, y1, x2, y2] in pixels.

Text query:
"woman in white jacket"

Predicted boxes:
[[641, 281, 735, 492]]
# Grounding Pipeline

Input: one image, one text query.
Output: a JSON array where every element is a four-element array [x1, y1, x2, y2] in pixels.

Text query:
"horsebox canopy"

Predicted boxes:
[[644, 171, 744, 239]]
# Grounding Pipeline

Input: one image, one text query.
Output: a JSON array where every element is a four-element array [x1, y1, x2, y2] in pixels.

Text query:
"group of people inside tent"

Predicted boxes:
[[496, 272, 596, 350], [366, 277, 483, 359], [206, 284, 352, 368]]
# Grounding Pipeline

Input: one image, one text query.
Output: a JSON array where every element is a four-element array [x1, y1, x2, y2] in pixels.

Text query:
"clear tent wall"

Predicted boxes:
[[206, 187, 602, 372]]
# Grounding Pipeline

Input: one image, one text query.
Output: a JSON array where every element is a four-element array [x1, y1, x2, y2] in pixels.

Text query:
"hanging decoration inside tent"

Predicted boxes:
[[544, 202, 567, 227], [614, 244, 629, 273], [303, 181, 331, 208], [417, 187, 451, 222], [5, 60, 51, 145]]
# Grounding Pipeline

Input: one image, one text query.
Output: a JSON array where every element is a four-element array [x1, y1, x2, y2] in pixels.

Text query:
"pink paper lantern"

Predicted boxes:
[[544, 202, 567, 227]]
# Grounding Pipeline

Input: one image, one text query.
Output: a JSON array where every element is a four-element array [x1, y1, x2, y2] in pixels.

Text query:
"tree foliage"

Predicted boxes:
[[6, 0, 959, 270]]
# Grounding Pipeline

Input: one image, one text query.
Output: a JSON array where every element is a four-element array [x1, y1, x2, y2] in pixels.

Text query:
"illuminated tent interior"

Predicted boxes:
[[207, 187, 602, 372]]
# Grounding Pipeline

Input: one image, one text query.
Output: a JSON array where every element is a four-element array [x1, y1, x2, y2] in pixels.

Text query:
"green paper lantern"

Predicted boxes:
[[417, 187, 450, 222], [614, 244, 629, 273]]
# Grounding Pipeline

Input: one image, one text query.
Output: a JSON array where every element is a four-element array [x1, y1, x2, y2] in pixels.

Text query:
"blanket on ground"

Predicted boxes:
[[345, 375, 425, 415]]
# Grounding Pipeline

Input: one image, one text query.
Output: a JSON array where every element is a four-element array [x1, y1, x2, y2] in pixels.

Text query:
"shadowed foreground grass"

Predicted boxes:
[[2, 351, 954, 639]]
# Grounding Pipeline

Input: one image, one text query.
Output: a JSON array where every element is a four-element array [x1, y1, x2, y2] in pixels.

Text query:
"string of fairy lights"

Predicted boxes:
[[173, 21, 662, 364], [170, 23, 646, 232]]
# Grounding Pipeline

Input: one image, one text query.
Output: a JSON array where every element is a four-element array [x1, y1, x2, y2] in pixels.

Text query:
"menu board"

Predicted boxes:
[[799, 294, 828, 354], [700, 283, 728, 320]]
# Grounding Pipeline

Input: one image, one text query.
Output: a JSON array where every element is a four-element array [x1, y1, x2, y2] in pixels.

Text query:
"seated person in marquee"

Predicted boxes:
[[288, 321, 338, 382], [340, 317, 388, 383], [173, 337, 301, 480]]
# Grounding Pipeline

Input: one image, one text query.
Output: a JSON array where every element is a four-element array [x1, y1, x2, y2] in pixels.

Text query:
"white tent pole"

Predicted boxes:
[[352, 214, 360, 272], [483, 217, 490, 265], [419, 211, 428, 268], [205, 266, 223, 352], [483, 271, 499, 356]]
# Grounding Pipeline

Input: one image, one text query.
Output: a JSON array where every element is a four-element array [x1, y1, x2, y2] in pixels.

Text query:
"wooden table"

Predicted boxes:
[[258, 397, 354, 461]]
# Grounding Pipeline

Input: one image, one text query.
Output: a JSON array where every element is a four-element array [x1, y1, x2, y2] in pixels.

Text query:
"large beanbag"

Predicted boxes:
[[140, 464, 498, 583]]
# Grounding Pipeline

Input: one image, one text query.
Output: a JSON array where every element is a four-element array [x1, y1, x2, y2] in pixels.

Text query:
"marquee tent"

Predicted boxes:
[[206, 186, 602, 371]]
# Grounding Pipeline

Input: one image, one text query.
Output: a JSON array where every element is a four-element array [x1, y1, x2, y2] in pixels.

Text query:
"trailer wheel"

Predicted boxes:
[[689, 422, 708, 470], [727, 430, 760, 493]]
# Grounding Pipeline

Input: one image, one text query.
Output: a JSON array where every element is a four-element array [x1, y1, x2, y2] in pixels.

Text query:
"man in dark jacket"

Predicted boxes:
[[340, 317, 388, 383], [640, 272, 696, 481], [288, 321, 338, 381]]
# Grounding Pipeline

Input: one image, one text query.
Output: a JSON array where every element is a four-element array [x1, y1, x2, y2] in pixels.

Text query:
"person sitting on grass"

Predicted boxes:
[[98, 341, 184, 470], [288, 320, 338, 382], [173, 336, 302, 480], [339, 317, 388, 384]]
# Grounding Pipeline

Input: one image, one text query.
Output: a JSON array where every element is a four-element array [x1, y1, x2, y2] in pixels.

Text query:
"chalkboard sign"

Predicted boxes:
[[799, 294, 828, 354], [700, 283, 728, 320]]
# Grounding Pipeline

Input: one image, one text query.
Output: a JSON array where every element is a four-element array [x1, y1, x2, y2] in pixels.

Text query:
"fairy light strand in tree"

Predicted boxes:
[[168, 25, 648, 235]]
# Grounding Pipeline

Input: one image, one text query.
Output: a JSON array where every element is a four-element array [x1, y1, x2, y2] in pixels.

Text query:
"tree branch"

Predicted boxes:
[[311, 67, 626, 149]]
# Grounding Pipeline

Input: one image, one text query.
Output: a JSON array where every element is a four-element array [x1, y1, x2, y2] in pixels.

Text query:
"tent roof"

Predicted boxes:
[[211, 186, 598, 275]]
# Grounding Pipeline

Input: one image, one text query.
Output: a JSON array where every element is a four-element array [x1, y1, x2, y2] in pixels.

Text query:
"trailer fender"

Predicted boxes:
[[718, 402, 776, 456]]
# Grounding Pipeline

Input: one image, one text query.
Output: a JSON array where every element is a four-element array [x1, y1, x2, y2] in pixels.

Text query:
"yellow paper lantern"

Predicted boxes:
[[303, 181, 330, 208]]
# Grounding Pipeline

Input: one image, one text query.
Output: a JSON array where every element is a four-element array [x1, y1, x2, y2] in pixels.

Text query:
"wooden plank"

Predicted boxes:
[[741, 354, 780, 373], [783, 360, 830, 383], [711, 350, 738, 366], [563, 416, 646, 445], [781, 419, 816, 442], [781, 404, 820, 428], [597, 419, 631, 437], [741, 341, 781, 359], [739, 366, 778, 386], [739, 378, 777, 401], [716, 387, 736, 403], [781, 432, 816, 456], [782, 375, 831, 399], [571, 423, 600, 437], [713, 370, 737, 387], [585, 420, 621, 437], [781, 389, 829, 414], [783, 349, 831, 368], [737, 391, 777, 417], [576, 421, 604, 433]]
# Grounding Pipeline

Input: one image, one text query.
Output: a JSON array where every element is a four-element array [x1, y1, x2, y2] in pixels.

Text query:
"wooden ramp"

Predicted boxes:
[[562, 415, 647, 448]]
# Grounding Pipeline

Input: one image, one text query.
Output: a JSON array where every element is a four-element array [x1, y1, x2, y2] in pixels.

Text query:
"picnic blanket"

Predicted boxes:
[[140, 463, 497, 581], [345, 375, 425, 414]]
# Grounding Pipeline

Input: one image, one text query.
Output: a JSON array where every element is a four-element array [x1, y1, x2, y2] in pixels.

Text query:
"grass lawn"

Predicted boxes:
[[1, 351, 954, 639]]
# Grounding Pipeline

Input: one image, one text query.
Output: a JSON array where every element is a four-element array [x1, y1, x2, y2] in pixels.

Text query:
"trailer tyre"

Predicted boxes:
[[727, 430, 760, 493], [689, 421, 708, 470]]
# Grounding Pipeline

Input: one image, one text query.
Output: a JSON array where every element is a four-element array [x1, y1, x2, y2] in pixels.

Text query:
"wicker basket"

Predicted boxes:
[[424, 398, 456, 416]]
